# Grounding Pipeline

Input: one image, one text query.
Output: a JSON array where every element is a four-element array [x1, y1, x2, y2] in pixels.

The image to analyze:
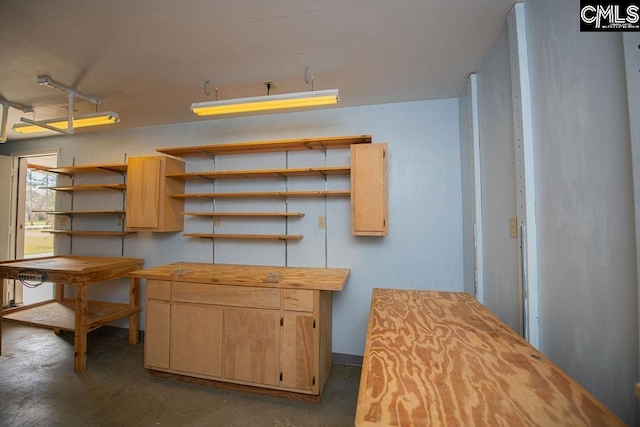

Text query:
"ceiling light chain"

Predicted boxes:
[[304, 67, 314, 91], [203, 81, 219, 100]]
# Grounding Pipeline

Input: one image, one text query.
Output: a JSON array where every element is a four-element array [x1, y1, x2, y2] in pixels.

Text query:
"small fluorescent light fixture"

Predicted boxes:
[[14, 75, 120, 135], [191, 89, 339, 117], [13, 112, 120, 134]]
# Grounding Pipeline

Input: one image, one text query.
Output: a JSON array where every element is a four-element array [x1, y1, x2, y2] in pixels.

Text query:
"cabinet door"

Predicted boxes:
[[145, 300, 170, 369], [282, 313, 315, 391], [170, 303, 223, 377], [223, 308, 281, 386], [126, 156, 160, 228], [351, 143, 388, 236]]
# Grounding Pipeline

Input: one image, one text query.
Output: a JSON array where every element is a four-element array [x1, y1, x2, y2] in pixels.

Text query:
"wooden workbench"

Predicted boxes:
[[355, 289, 624, 426], [0, 255, 144, 372], [130, 262, 350, 399]]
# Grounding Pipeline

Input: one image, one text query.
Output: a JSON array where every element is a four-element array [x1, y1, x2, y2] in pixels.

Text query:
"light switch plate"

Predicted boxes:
[[509, 216, 518, 238]]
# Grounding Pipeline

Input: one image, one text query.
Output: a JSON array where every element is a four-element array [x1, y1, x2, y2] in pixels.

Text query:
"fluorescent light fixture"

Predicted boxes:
[[191, 89, 339, 117], [12, 112, 120, 134]]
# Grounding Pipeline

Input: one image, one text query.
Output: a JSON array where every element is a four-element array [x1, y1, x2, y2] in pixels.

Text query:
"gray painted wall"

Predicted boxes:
[[475, 29, 522, 335], [525, 0, 638, 423], [0, 99, 463, 357]]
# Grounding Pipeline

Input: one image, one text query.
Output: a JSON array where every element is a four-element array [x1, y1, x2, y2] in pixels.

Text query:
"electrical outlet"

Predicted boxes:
[[318, 216, 326, 229], [509, 216, 518, 238], [117, 216, 123, 226], [214, 217, 221, 228], [58, 216, 68, 227]]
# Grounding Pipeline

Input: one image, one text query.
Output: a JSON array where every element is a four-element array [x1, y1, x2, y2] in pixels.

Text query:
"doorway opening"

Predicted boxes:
[[9, 152, 58, 306]]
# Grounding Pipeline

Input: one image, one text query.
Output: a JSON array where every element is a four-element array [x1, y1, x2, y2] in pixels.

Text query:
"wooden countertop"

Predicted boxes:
[[355, 289, 624, 426], [0, 255, 143, 275], [129, 262, 350, 291]]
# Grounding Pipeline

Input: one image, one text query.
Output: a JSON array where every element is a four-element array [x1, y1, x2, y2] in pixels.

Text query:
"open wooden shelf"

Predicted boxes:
[[45, 230, 136, 236], [184, 233, 303, 240], [3, 299, 133, 331], [42, 184, 127, 192], [172, 190, 349, 199], [28, 163, 127, 175], [167, 166, 350, 181], [185, 212, 305, 217], [157, 135, 371, 157], [29, 163, 128, 175], [34, 210, 125, 216]]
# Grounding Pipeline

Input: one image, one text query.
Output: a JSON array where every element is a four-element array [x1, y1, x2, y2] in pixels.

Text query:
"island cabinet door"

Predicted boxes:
[[282, 313, 316, 392], [170, 303, 223, 378], [145, 300, 170, 369], [223, 308, 281, 386]]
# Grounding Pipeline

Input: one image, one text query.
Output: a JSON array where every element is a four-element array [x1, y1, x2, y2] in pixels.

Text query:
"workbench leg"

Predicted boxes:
[[129, 277, 140, 345], [54, 283, 65, 335], [74, 285, 88, 373]]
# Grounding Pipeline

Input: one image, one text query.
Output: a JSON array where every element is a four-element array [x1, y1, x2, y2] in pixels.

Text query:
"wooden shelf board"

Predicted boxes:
[[46, 231, 136, 236], [172, 190, 350, 199], [157, 135, 371, 157], [167, 166, 350, 180], [184, 212, 305, 217], [3, 300, 131, 331], [43, 184, 126, 192], [30, 163, 127, 175], [184, 233, 303, 240], [33, 210, 125, 215]]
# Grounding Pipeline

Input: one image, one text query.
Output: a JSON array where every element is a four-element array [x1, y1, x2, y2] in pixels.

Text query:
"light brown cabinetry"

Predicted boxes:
[[223, 308, 281, 386], [351, 143, 388, 236], [133, 262, 350, 397], [170, 303, 223, 377], [126, 156, 185, 232], [145, 299, 170, 369]]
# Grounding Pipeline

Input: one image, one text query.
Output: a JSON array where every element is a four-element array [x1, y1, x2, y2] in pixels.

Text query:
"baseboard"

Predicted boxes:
[[95, 326, 363, 366], [332, 352, 363, 366]]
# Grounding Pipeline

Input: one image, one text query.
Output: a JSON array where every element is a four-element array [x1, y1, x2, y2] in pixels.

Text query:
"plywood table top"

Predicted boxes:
[[0, 255, 143, 274], [355, 288, 624, 426], [130, 262, 350, 291]]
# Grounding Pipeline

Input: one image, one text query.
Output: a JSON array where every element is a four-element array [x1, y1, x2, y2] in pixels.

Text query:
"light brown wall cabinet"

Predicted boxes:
[[134, 263, 349, 397], [126, 156, 185, 232], [351, 143, 388, 236]]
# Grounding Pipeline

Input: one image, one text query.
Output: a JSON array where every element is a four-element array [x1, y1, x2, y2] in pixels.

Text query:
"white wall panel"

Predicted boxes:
[[525, 0, 637, 423], [476, 29, 522, 334]]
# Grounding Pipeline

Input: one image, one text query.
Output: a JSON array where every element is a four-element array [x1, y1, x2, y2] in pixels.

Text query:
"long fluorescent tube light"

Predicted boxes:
[[191, 89, 339, 117], [12, 112, 120, 134]]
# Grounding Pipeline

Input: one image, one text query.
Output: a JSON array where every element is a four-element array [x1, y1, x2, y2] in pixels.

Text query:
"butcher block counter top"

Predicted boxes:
[[129, 262, 350, 291], [355, 289, 624, 426]]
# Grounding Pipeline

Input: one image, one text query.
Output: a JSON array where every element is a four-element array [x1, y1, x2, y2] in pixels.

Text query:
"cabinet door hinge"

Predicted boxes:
[[280, 372, 283, 381], [313, 319, 316, 329], [280, 317, 283, 326], [312, 376, 316, 386]]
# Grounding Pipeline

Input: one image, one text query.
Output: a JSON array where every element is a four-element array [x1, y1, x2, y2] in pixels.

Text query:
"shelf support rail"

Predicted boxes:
[[285, 151, 289, 267]]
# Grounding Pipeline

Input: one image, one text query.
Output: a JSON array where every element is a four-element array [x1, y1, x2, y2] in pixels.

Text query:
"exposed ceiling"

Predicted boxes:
[[0, 0, 515, 141]]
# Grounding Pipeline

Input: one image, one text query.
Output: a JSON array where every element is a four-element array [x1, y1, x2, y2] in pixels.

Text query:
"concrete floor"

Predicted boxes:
[[0, 321, 361, 427]]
